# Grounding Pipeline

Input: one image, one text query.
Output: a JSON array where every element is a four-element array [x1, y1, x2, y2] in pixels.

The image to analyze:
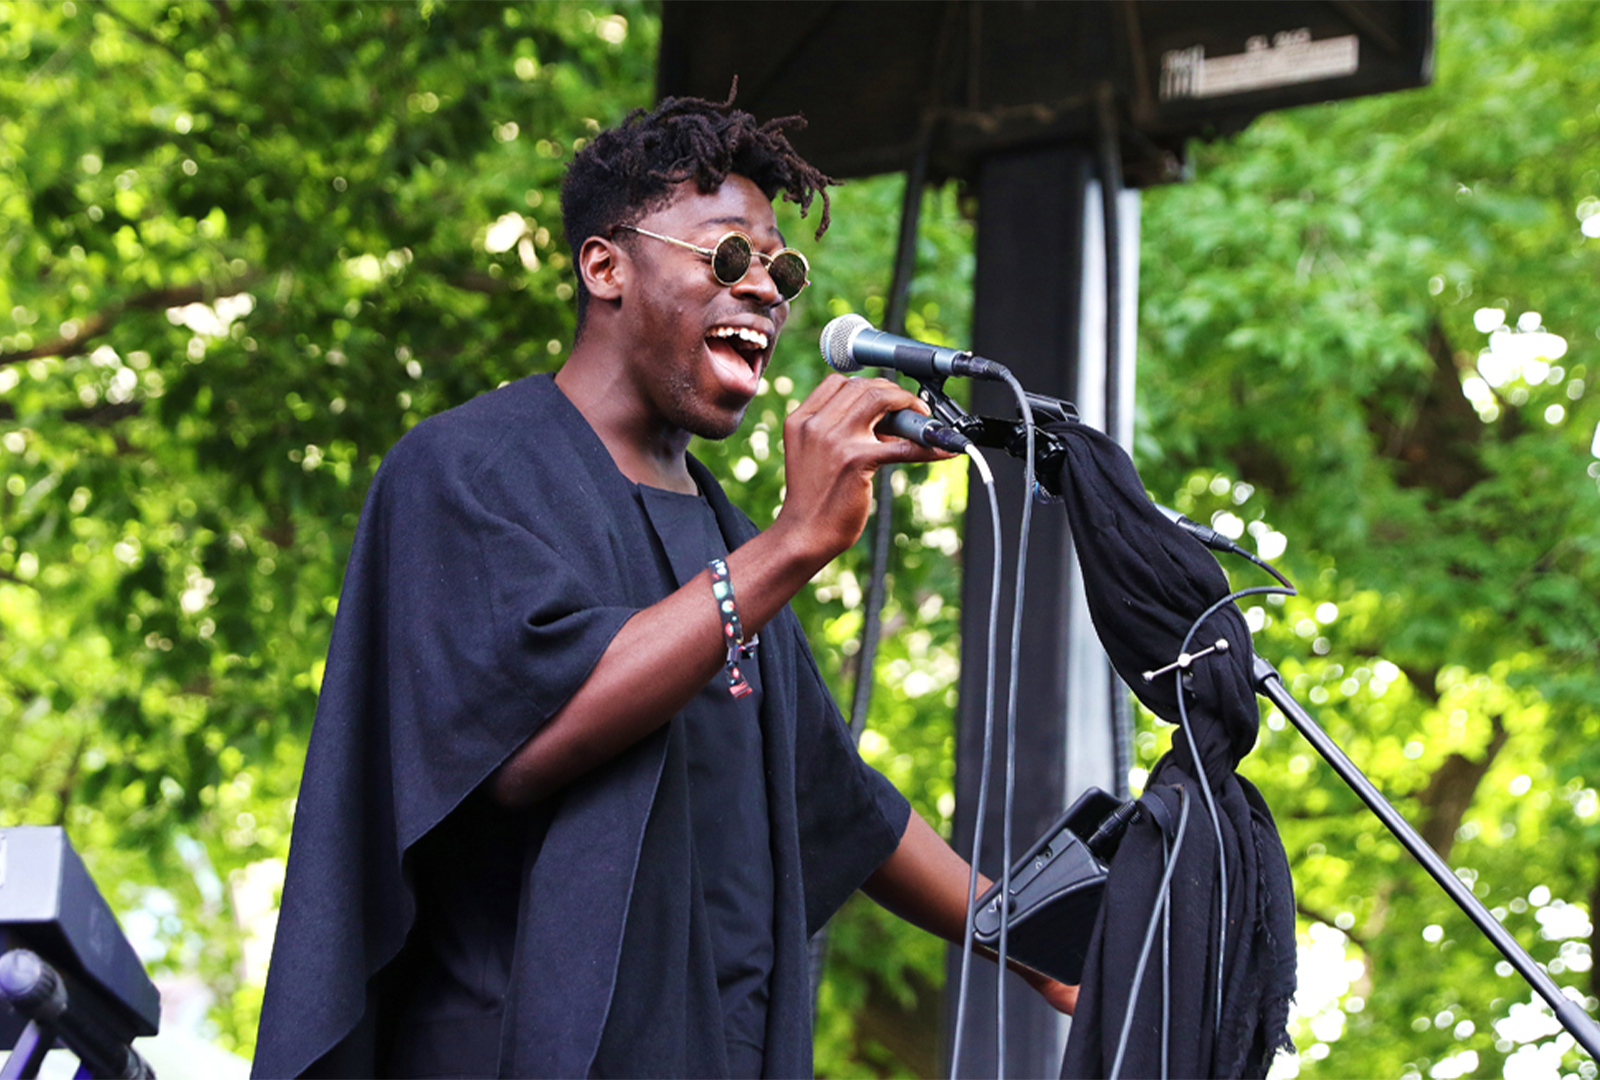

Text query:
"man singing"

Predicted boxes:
[[253, 91, 1073, 1080]]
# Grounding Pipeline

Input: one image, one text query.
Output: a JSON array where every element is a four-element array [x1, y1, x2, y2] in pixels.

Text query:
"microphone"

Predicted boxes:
[[876, 409, 972, 453], [1155, 503, 1295, 589], [1153, 503, 1246, 556], [820, 314, 1006, 381]]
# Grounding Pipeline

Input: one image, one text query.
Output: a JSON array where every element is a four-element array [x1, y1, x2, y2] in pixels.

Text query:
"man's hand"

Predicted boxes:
[[771, 374, 951, 574], [1017, 965, 1079, 1017], [971, 944, 1079, 1016]]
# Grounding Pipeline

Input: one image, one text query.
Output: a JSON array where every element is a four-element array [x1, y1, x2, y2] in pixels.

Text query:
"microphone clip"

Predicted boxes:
[[921, 385, 1081, 496]]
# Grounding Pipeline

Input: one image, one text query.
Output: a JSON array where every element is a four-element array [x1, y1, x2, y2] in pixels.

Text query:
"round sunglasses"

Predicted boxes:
[[612, 224, 810, 301]]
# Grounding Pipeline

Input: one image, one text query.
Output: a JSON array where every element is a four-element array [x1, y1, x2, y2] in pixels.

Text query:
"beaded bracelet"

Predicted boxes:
[[708, 557, 757, 698]]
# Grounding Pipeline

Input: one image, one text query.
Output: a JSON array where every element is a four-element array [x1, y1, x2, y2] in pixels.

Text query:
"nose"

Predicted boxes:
[[730, 255, 784, 307]]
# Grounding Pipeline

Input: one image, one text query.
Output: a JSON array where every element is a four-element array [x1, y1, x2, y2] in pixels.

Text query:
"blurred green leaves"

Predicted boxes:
[[6, 2, 1600, 1077]]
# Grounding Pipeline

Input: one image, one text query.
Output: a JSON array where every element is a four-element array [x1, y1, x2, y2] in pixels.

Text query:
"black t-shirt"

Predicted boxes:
[[379, 791, 540, 1078], [637, 483, 775, 1078]]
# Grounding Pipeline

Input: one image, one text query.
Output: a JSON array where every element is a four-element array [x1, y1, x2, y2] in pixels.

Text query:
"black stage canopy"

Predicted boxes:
[[659, 0, 1432, 188]]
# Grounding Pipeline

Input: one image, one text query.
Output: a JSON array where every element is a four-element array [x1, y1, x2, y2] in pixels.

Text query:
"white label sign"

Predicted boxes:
[[1160, 30, 1361, 102]]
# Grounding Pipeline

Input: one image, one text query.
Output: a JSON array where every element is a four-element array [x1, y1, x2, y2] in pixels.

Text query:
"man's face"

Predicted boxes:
[[617, 175, 790, 441]]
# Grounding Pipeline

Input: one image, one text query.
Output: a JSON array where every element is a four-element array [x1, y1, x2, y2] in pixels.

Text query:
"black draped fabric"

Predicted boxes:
[[1048, 422, 1297, 1080], [252, 374, 909, 1079]]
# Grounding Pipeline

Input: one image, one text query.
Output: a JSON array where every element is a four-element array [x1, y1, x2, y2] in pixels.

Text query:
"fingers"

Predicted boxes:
[[791, 376, 953, 465], [876, 431, 956, 464], [803, 375, 926, 434], [786, 371, 855, 422], [834, 375, 926, 425], [775, 376, 954, 564]]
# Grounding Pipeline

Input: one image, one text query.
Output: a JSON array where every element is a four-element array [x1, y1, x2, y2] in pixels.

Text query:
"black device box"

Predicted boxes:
[[972, 787, 1129, 986]]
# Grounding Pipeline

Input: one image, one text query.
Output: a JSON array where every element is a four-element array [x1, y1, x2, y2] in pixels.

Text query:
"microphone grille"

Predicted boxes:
[[820, 313, 870, 372]]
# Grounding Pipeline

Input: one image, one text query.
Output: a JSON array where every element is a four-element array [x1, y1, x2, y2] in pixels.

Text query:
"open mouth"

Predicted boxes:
[[705, 324, 771, 391]]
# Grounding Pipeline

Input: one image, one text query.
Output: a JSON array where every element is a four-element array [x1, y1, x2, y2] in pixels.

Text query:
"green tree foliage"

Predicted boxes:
[[6, 2, 1600, 1078], [1, 0, 659, 1055]]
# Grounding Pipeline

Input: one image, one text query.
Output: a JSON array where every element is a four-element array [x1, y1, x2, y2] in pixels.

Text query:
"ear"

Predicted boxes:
[[578, 236, 625, 303]]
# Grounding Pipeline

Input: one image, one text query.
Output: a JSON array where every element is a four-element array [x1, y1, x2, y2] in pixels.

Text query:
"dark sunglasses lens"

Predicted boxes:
[[712, 234, 753, 285], [769, 252, 808, 299]]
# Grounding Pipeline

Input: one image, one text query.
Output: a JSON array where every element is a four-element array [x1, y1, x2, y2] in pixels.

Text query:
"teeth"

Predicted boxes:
[[709, 326, 769, 351]]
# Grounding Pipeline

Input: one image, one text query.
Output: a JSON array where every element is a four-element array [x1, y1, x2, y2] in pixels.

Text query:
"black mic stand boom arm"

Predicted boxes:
[[1252, 655, 1600, 1060]]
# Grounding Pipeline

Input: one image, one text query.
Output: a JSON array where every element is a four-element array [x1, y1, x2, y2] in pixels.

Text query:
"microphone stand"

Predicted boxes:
[[946, 391, 1600, 1061]]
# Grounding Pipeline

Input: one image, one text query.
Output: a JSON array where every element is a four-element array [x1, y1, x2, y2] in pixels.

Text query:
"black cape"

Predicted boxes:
[[1049, 423, 1297, 1080], [253, 374, 910, 1079]]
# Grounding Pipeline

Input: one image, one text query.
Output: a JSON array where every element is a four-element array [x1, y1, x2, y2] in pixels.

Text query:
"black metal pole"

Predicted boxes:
[[849, 118, 934, 743], [1252, 655, 1600, 1060], [949, 142, 1093, 1080], [0, 1020, 52, 1080], [1095, 81, 1134, 801]]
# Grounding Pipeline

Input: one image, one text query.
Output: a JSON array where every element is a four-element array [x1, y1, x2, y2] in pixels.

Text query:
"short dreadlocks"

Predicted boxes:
[[560, 84, 834, 330]]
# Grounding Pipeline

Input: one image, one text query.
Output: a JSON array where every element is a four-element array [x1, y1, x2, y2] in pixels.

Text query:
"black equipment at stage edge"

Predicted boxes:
[[0, 827, 158, 1080]]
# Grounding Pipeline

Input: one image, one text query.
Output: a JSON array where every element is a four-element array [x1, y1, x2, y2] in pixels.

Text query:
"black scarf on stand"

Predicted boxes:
[[1046, 422, 1297, 1080]]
